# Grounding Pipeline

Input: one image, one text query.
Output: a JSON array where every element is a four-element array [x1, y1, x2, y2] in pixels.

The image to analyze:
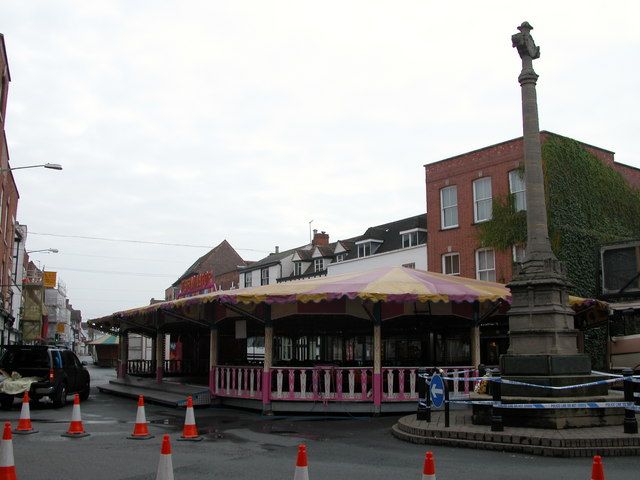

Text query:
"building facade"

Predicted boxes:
[[239, 214, 427, 287], [0, 34, 20, 346], [425, 131, 638, 285]]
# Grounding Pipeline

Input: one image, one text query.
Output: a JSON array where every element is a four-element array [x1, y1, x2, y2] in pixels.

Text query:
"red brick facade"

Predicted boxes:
[[425, 132, 628, 284], [0, 35, 19, 316]]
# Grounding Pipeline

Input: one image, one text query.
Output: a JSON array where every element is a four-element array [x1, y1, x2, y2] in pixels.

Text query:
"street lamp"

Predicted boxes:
[[0, 163, 63, 173], [26, 248, 59, 254]]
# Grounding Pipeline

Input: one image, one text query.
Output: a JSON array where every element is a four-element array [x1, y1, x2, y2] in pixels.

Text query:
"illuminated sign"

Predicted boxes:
[[178, 271, 216, 298]]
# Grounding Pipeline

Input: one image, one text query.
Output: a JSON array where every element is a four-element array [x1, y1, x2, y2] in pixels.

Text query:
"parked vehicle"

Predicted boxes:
[[0, 345, 90, 409]]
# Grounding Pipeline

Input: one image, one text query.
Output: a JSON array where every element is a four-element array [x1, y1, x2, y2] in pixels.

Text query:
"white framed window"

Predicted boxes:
[[402, 232, 419, 248], [442, 253, 460, 276], [509, 170, 526, 212], [335, 254, 344, 263], [440, 186, 458, 229], [313, 258, 324, 272], [512, 244, 526, 263], [293, 262, 302, 276], [357, 243, 371, 258], [473, 177, 492, 223], [402, 262, 416, 269], [244, 273, 252, 288], [476, 248, 496, 282], [260, 268, 269, 285]]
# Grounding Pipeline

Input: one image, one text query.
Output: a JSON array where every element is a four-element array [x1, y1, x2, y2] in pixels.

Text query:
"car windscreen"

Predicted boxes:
[[0, 349, 50, 370]]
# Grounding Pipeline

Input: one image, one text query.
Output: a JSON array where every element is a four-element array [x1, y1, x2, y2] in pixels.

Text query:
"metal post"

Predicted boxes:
[[623, 368, 638, 434], [490, 368, 504, 432], [444, 375, 450, 428], [416, 368, 430, 421]]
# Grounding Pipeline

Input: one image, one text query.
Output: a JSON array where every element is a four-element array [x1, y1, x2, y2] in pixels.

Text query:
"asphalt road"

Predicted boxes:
[[0, 360, 637, 479]]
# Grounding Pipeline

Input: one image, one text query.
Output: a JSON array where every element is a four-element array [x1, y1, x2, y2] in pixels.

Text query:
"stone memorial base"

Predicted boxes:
[[471, 392, 625, 429]]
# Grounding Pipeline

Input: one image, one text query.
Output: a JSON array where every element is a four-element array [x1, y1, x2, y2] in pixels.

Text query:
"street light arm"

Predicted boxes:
[[0, 163, 63, 173]]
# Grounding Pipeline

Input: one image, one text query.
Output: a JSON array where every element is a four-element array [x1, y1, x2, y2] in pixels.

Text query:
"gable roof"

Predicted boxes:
[[172, 240, 247, 287]]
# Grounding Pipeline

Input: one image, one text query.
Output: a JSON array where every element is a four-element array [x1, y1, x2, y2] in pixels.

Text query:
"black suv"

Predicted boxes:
[[0, 345, 90, 409]]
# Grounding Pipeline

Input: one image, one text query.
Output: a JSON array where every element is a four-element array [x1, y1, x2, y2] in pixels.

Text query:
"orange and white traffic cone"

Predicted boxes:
[[155, 434, 174, 480], [128, 395, 153, 440], [0, 422, 17, 480], [591, 455, 605, 480], [177, 396, 202, 441], [61, 394, 89, 438], [293, 444, 309, 480], [13, 392, 37, 435], [422, 451, 436, 480]]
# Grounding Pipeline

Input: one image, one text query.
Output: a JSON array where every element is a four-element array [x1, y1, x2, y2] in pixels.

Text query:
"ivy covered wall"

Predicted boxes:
[[478, 136, 640, 298]]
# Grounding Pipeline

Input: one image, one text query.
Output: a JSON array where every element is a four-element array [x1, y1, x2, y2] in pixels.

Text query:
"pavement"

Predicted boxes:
[[393, 409, 640, 457]]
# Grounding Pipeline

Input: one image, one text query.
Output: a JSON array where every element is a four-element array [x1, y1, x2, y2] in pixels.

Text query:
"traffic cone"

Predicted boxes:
[[177, 396, 202, 441], [422, 451, 436, 480], [293, 444, 309, 480], [13, 392, 37, 435], [128, 395, 153, 440], [0, 422, 17, 480], [61, 394, 89, 438], [591, 455, 605, 480], [155, 434, 174, 480]]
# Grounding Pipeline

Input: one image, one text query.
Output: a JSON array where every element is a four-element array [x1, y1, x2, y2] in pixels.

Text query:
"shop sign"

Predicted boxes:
[[178, 271, 216, 298], [43, 271, 57, 289]]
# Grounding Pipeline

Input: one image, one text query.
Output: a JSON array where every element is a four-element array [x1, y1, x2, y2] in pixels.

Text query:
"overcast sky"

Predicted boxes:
[[1, 2, 639, 320]]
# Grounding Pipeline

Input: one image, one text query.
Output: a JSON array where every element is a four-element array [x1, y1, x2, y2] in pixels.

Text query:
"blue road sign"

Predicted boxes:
[[430, 374, 445, 408]]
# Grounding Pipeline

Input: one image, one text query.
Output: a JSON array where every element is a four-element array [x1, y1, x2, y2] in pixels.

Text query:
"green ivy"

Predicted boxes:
[[477, 136, 640, 298]]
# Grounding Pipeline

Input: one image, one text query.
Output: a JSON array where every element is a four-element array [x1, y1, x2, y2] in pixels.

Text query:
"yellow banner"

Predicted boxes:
[[56, 322, 66, 333], [43, 271, 57, 289]]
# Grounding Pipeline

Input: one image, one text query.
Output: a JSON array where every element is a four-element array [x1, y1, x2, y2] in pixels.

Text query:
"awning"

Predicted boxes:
[[87, 334, 119, 345]]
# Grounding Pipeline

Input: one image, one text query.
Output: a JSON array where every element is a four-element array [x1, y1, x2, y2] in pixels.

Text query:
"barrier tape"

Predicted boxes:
[[445, 399, 640, 410]]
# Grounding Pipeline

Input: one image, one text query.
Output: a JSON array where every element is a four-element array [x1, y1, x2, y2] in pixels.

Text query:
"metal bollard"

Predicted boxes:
[[490, 368, 504, 432], [623, 368, 638, 434], [444, 375, 450, 428], [417, 369, 431, 422]]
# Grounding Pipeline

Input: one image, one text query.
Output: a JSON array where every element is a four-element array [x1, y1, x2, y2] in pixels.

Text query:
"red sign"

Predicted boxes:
[[178, 271, 216, 298]]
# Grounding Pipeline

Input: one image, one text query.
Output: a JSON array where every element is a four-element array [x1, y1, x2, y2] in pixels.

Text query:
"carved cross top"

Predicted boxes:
[[512, 21, 540, 60]]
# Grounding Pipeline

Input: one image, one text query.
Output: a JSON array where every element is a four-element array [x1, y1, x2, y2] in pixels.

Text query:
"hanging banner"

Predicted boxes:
[[43, 271, 57, 289]]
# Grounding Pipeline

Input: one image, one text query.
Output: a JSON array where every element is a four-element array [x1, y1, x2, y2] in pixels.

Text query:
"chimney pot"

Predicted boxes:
[[275, 246, 279, 254]]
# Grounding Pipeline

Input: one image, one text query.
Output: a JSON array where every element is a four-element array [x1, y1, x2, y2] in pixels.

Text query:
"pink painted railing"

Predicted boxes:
[[214, 365, 477, 404], [214, 366, 263, 400], [381, 366, 477, 402], [270, 366, 374, 402]]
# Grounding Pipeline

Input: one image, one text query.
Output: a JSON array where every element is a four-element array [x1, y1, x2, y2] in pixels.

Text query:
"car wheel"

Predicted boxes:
[[53, 383, 67, 408], [0, 394, 13, 410], [79, 383, 90, 401]]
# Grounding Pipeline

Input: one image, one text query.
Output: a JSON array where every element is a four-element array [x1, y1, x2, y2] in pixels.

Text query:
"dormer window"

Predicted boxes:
[[335, 254, 344, 263], [357, 243, 371, 258], [402, 232, 418, 248], [293, 262, 303, 276], [400, 228, 427, 248], [313, 258, 324, 272]]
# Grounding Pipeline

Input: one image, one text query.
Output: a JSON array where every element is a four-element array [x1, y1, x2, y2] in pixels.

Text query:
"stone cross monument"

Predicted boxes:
[[500, 22, 597, 398]]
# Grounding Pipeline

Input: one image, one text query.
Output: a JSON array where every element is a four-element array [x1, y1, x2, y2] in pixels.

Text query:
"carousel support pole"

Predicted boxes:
[[262, 305, 273, 415], [373, 302, 383, 415], [209, 324, 218, 397], [471, 301, 481, 368], [118, 330, 129, 379], [155, 330, 164, 384]]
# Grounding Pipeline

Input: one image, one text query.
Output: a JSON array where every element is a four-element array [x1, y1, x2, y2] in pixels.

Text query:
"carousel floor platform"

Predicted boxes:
[[97, 377, 211, 407], [392, 410, 640, 457]]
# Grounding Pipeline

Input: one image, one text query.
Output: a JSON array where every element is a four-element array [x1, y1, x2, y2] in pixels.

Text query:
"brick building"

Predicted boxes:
[[425, 131, 640, 284], [0, 34, 20, 344]]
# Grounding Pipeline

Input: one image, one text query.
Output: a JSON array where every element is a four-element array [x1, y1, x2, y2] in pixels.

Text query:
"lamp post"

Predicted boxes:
[[26, 248, 59, 254], [0, 163, 62, 173]]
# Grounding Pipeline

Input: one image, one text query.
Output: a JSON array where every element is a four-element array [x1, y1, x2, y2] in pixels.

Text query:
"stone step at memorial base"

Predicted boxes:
[[98, 377, 211, 407], [392, 413, 640, 457]]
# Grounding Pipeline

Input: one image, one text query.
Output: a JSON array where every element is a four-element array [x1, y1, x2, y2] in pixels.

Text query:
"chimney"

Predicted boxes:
[[312, 230, 329, 246], [275, 246, 279, 254]]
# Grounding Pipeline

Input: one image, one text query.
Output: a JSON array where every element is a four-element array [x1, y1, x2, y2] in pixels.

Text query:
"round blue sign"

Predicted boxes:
[[430, 374, 445, 408]]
